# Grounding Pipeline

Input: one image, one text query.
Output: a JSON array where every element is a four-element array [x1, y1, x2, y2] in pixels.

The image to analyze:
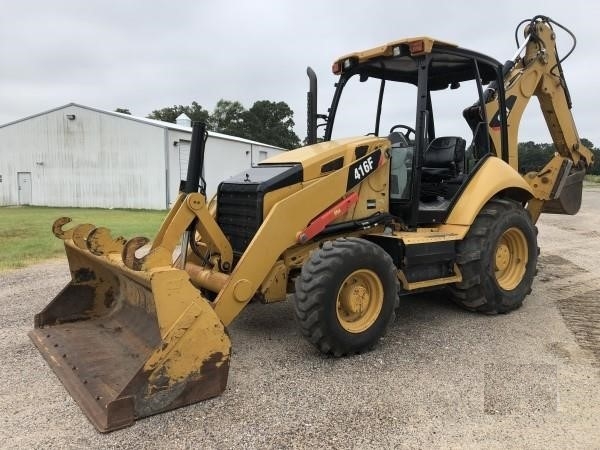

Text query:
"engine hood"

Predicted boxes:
[[261, 136, 390, 181]]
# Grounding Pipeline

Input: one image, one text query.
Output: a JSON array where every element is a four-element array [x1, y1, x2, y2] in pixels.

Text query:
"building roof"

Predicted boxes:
[[0, 102, 283, 149]]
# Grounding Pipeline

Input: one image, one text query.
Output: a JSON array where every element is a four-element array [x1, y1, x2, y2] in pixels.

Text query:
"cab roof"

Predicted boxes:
[[332, 37, 500, 88], [334, 36, 456, 69]]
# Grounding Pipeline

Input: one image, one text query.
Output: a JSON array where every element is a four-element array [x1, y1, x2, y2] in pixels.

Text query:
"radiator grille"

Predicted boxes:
[[217, 184, 263, 256]]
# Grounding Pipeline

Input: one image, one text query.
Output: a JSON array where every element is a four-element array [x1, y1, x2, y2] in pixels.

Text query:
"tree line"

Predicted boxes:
[[117, 102, 600, 169], [144, 100, 301, 150], [518, 138, 600, 175]]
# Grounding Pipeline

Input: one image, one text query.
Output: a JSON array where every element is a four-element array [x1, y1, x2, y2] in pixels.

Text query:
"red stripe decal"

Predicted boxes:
[[296, 192, 359, 243]]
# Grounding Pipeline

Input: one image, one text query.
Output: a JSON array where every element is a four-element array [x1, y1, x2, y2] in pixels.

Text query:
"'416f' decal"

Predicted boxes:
[[346, 149, 382, 191]]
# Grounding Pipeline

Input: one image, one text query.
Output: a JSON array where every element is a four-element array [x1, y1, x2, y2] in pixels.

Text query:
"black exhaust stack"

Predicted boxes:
[[306, 67, 318, 145], [184, 121, 208, 195]]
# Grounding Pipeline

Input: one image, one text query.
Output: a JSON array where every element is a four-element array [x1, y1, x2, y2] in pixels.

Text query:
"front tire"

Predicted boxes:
[[449, 198, 538, 314], [294, 237, 399, 356]]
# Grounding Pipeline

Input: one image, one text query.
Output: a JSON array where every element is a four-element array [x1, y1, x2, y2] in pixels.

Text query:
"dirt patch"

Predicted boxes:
[[579, 230, 600, 239], [558, 290, 600, 367], [484, 363, 558, 414], [537, 254, 587, 282]]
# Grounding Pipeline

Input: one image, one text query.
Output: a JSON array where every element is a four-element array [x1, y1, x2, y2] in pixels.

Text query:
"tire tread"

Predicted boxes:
[[448, 198, 538, 314], [294, 237, 399, 356]]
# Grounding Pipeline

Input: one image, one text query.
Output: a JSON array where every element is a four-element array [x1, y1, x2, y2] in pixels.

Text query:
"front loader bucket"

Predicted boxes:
[[29, 226, 231, 432]]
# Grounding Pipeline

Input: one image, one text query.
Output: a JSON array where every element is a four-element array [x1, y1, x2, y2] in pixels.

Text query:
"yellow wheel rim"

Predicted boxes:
[[336, 269, 383, 333], [494, 227, 528, 290]]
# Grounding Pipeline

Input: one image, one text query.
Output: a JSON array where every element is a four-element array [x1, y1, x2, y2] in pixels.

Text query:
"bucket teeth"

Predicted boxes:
[[72, 224, 97, 249], [52, 217, 74, 240], [122, 237, 150, 271], [86, 227, 126, 256], [53, 217, 150, 269]]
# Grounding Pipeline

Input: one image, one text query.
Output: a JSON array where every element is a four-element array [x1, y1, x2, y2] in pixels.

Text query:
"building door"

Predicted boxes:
[[17, 172, 32, 205]]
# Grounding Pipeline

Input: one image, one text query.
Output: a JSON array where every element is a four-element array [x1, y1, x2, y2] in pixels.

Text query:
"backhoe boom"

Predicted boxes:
[[482, 16, 593, 220]]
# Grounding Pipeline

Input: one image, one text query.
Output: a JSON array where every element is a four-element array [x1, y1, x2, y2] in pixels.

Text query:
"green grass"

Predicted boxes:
[[0, 206, 166, 271]]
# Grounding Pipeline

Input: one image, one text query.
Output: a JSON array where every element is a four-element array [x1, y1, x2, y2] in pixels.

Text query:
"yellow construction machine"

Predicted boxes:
[[30, 15, 593, 431]]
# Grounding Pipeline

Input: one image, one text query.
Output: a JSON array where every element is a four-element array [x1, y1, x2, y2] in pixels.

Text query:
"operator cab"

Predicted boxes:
[[322, 38, 505, 227]]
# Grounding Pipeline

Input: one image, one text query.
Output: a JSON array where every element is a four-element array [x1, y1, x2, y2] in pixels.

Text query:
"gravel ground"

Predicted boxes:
[[1, 189, 600, 449]]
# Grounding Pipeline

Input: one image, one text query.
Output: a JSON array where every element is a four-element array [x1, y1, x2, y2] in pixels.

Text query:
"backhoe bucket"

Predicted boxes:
[[542, 168, 585, 215], [29, 229, 231, 432]]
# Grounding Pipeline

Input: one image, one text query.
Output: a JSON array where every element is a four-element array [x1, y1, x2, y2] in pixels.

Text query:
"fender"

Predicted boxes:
[[445, 157, 534, 226]]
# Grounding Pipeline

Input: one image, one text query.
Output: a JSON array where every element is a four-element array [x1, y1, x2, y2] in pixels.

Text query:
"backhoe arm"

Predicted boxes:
[[483, 16, 593, 221]]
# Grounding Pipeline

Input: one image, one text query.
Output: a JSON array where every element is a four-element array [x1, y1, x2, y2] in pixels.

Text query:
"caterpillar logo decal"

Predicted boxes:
[[346, 149, 383, 191]]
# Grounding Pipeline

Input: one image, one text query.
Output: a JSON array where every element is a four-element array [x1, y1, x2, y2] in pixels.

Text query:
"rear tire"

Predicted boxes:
[[294, 237, 399, 356], [448, 198, 538, 314]]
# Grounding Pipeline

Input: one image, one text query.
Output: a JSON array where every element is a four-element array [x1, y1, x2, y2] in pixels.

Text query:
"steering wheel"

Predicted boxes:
[[389, 124, 416, 143]]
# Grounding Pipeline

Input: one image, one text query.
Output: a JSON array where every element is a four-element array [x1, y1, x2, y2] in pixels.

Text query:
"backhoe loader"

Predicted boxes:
[[30, 15, 593, 431]]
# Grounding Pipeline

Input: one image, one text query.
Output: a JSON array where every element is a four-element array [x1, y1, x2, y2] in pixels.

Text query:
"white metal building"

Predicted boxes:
[[0, 103, 283, 209]]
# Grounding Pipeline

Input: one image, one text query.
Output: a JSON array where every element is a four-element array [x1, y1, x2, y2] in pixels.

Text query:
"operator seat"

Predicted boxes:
[[420, 136, 466, 202], [421, 136, 466, 183]]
